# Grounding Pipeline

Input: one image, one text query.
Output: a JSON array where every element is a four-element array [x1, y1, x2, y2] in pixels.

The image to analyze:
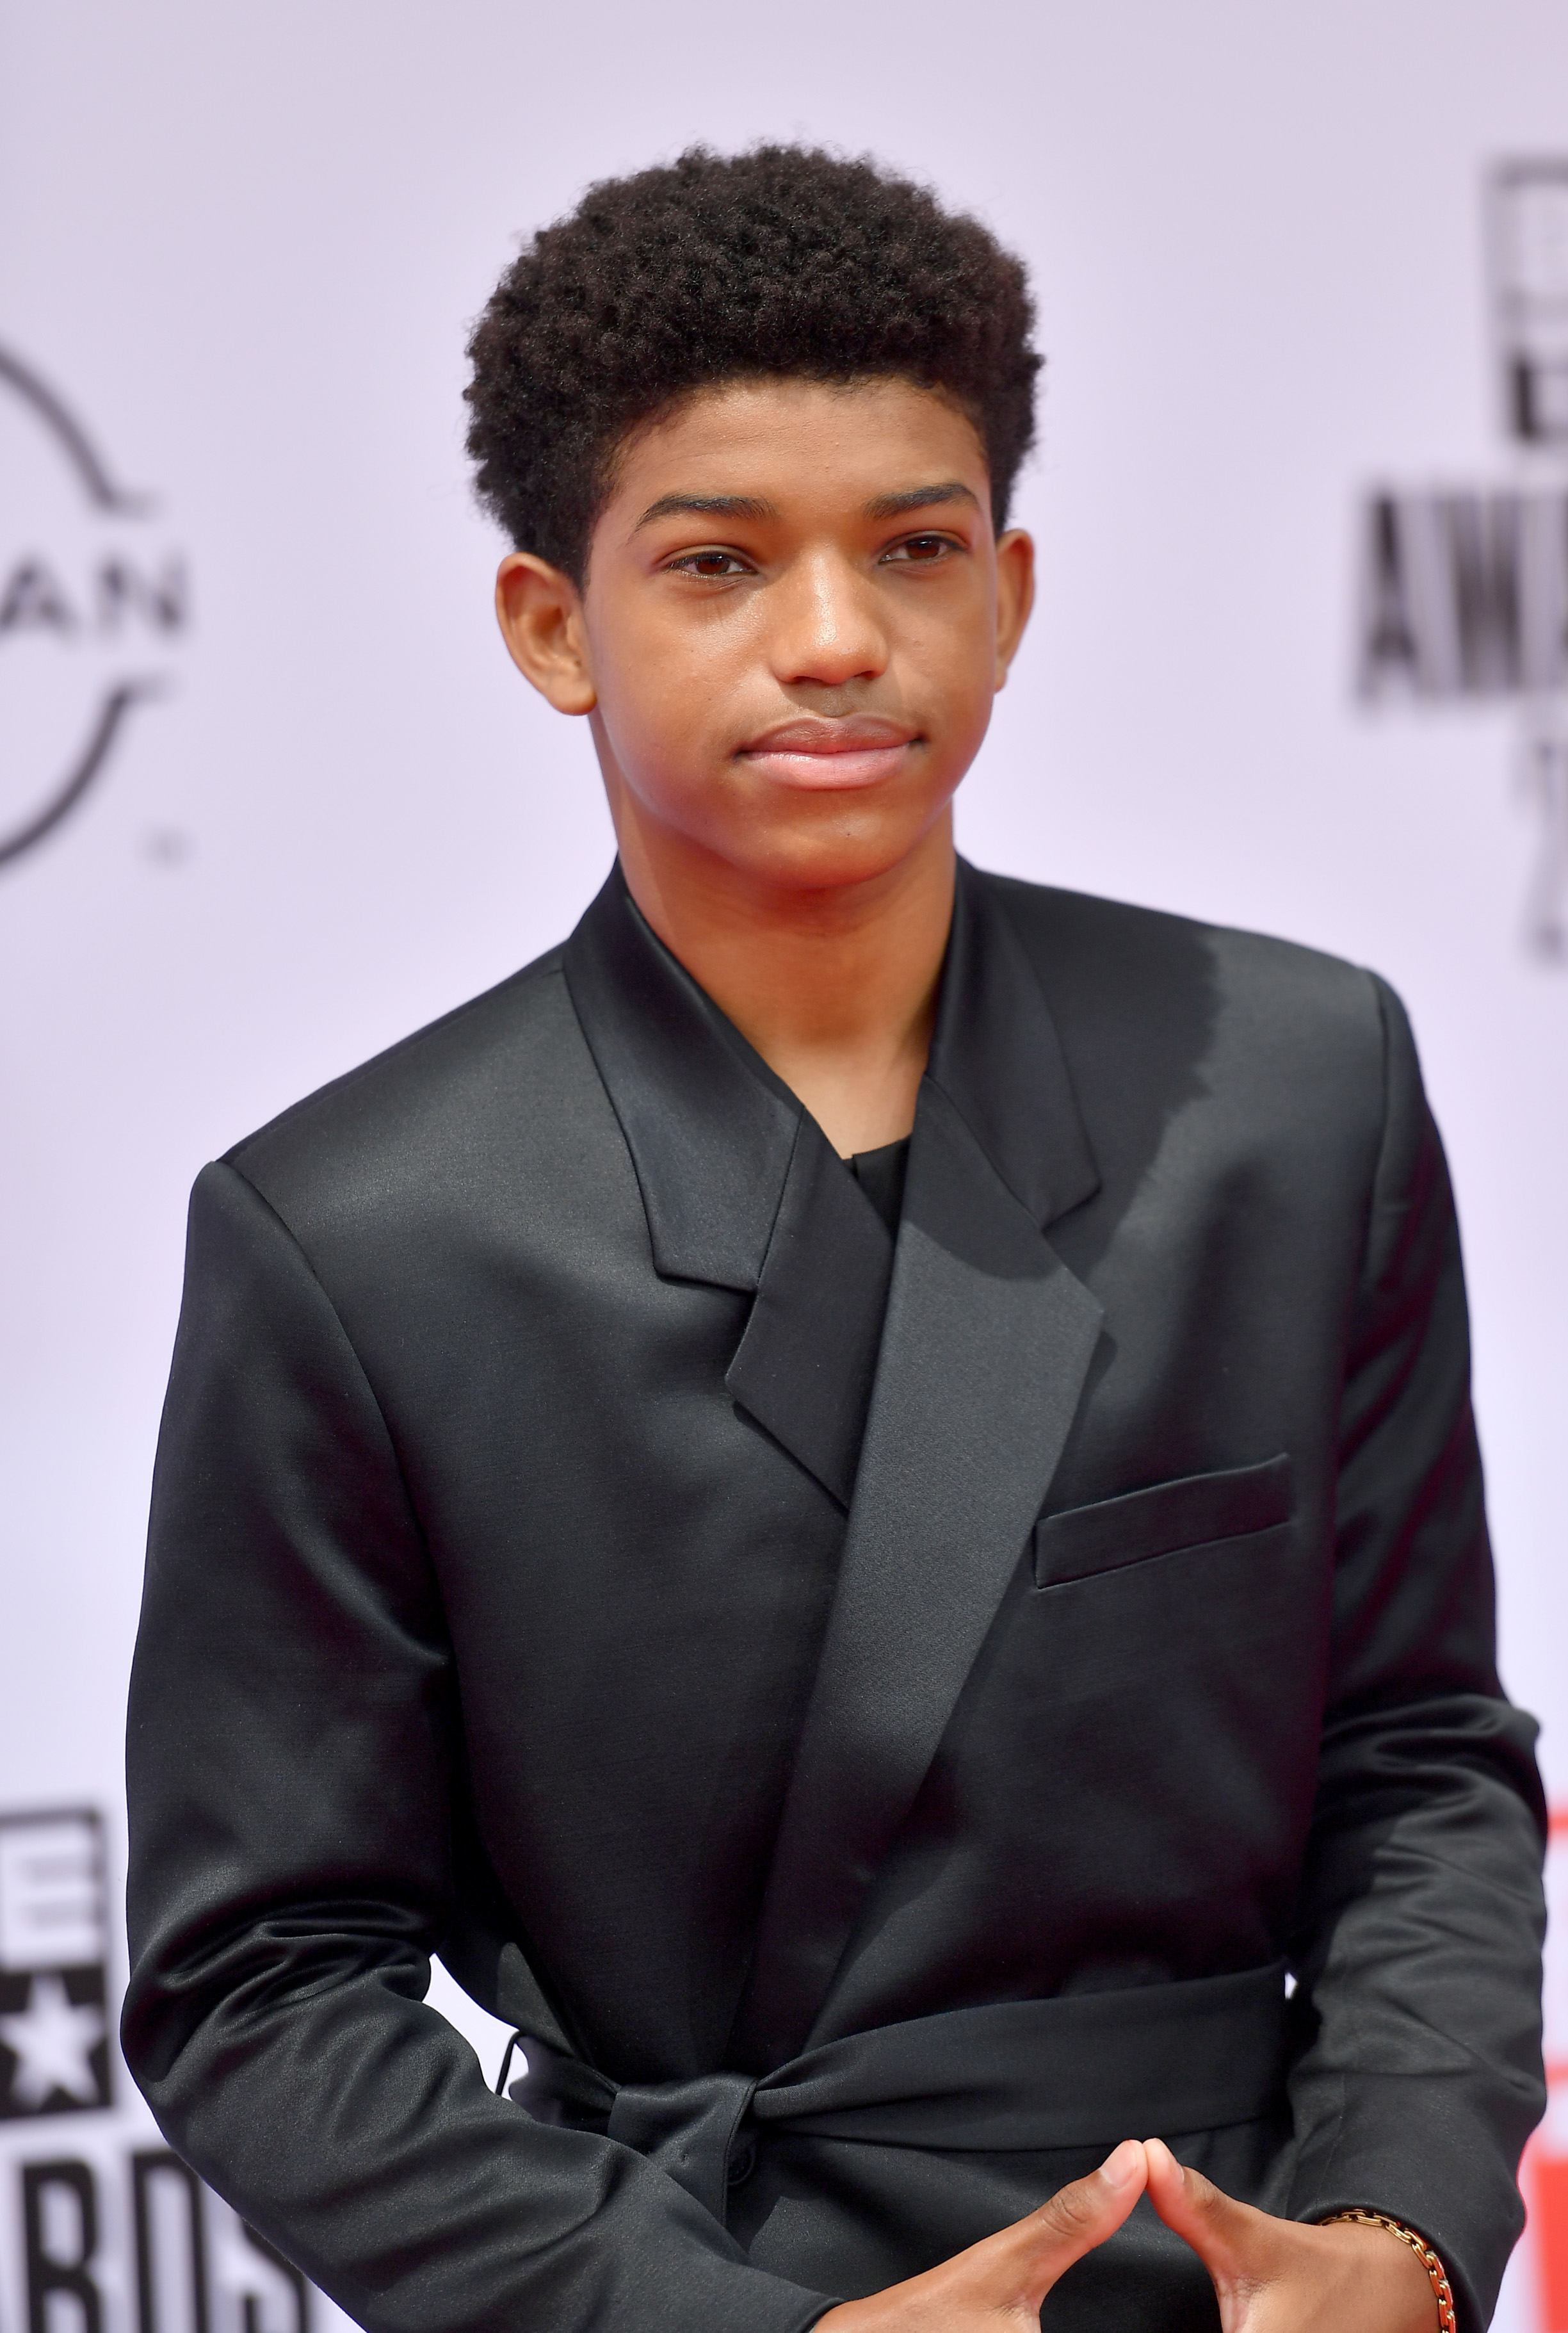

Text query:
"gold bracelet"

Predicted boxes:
[[1320, 2209, 1457, 2333]]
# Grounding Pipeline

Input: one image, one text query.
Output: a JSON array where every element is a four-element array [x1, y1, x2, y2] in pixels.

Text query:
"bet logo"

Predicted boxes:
[[1, 343, 188, 870], [0, 1809, 111, 2118]]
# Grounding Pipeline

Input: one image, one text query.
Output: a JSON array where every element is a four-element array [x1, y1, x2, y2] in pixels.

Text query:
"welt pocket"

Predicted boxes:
[[1032, 1453, 1294, 1590]]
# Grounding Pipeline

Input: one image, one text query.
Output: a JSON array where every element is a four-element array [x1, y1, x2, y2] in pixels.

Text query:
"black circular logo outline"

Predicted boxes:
[[0, 342, 170, 869]]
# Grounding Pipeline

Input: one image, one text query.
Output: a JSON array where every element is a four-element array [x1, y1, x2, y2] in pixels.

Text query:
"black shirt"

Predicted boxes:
[[848, 1137, 910, 1236]]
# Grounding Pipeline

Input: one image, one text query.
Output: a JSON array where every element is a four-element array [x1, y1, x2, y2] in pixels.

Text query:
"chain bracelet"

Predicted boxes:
[[1321, 2208, 1457, 2333]]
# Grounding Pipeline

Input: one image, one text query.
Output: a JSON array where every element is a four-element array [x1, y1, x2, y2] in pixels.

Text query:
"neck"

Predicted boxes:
[[612, 808, 955, 1158]]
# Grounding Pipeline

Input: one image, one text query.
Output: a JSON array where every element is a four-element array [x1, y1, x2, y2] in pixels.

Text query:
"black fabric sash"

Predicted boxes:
[[502, 1963, 1291, 2226]]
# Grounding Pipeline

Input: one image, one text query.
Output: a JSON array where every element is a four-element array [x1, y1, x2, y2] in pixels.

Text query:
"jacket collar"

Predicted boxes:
[[562, 868, 894, 1507], [560, 863, 796, 1293], [560, 862, 1100, 1516], [561, 857, 1099, 1271], [926, 856, 1099, 1229]]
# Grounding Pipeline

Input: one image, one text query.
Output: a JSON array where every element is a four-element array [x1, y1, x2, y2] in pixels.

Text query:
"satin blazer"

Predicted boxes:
[[123, 863, 1546, 2333]]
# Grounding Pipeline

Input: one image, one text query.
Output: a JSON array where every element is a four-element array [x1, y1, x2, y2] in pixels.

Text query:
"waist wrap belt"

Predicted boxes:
[[505, 1962, 1291, 2225]]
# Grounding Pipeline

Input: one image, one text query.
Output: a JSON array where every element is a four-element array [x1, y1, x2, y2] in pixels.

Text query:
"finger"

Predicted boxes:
[[816, 2145, 1148, 2332], [1000, 2140, 1149, 2307], [1142, 2136, 1281, 2288]]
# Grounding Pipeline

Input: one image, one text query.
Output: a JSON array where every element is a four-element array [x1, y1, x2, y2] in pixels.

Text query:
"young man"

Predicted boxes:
[[123, 149, 1545, 2333]]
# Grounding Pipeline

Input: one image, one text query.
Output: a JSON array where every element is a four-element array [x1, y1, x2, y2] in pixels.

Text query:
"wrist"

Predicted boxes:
[[1320, 2209, 1455, 2333]]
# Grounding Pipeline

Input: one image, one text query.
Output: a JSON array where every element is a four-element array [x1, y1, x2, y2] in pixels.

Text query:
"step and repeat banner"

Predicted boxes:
[[2, 4, 1565, 2329]]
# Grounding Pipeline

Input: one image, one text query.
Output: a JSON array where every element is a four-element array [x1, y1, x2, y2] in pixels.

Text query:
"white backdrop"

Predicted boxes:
[[2, 4, 1565, 2329]]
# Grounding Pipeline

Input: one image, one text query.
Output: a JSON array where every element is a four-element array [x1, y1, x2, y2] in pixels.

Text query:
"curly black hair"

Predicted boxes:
[[465, 145, 1040, 582]]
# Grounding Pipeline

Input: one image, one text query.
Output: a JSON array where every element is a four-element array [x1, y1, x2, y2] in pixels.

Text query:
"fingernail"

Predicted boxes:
[[1099, 2141, 1141, 2190]]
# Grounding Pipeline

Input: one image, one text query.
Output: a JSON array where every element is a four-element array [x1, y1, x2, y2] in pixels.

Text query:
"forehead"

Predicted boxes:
[[604, 377, 990, 515]]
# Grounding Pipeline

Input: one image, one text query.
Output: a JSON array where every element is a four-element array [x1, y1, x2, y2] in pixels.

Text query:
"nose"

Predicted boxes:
[[767, 550, 889, 690]]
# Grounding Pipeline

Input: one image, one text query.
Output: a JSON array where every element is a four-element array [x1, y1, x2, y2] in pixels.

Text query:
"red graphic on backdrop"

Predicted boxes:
[[1519, 1808, 1568, 2330]]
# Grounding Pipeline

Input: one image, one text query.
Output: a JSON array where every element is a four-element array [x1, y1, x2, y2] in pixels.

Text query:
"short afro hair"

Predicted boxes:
[[465, 145, 1040, 583]]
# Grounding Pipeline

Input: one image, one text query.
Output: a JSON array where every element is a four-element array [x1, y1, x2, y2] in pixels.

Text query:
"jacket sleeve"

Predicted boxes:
[[1284, 977, 1546, 2330], [122, 1159, 836, 2333]]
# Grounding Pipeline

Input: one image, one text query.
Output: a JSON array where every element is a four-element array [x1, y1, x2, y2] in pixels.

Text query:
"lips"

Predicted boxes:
[[736, 716, 921, 790]]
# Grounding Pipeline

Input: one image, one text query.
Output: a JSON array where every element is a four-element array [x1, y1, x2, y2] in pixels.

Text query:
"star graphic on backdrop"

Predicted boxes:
[[0, 1973, 104, 2107]]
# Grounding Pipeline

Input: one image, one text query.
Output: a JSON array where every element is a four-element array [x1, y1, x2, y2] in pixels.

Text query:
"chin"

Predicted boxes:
[[740, 824, 934, 895], [729, 796, 953, 895]]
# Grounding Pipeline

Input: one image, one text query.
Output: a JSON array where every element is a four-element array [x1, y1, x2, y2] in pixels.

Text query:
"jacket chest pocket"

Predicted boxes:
[[1014, 1453, 1312, 1892], [1033, 1452, 1294, 1590]]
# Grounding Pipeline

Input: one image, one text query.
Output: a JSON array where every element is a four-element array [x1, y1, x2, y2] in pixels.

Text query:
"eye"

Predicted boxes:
[[667, 549, 754, 580], [882, 533, 959, 565]]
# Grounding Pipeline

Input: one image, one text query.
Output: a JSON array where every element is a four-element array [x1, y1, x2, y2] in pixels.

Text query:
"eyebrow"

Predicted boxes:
[[862, 482, 980, 521], [629, 480, 982, 534], [631, 492, 778, 532]]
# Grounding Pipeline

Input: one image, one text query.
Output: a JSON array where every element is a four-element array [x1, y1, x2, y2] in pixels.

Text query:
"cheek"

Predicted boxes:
[[593, 645, 706, 781], [904, 615, 998, 747], [587, 597, 746, 768], [592, 649, 756, 833]]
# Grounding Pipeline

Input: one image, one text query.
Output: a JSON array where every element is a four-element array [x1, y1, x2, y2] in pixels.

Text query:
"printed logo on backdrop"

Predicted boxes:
[[10, 2149, 314, 2333], [0, 1810, 111, 2117], [0, 1811, 318, 2333], [0, 343, 188, 870], [1355, 160, 1568, 959]]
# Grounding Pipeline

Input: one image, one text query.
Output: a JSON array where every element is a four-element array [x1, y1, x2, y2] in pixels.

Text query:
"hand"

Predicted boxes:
[[1143, 2136, 1439, 2332], [813, 2141, 1146, 2332]]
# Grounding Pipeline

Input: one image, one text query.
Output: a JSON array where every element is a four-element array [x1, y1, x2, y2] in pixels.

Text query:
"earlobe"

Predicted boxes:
[[494, 552, 598, 716]]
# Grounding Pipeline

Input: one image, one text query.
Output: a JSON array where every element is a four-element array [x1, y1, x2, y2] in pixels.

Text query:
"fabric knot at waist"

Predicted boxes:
[[503, 1960, 1292, 2226]]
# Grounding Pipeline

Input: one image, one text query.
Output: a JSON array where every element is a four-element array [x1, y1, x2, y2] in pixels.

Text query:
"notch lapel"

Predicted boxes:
[[562, 868, 793, 1293], [562, 869, 897, 1508], [733, 866, 1105, 2067]]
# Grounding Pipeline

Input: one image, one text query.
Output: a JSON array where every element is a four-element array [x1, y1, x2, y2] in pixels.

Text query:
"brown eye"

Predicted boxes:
[[671, 550, 750, 579], [884, 533, 955, 564]]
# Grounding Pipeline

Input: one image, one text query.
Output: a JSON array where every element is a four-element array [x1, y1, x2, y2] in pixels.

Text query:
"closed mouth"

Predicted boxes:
[[736, 717, 921, 790]]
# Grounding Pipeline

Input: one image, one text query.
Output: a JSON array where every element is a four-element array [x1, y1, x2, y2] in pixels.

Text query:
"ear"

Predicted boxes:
[[993, 528, 1035, 692], [495, 553, 597, 715]]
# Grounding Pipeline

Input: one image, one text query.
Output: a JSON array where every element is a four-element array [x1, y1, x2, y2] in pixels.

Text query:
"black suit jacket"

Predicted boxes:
[[123, 863, 1546, 2333]]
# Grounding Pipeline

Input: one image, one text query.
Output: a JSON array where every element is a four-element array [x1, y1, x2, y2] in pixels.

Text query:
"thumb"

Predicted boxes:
[[1143, 2136, 1279, 2289], [999, 2140, 1149, 2309], [812, 2142, 1148, 2333]]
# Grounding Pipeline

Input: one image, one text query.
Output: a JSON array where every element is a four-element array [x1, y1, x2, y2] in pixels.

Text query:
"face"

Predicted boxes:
[[495, 375, 1033, 900]]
